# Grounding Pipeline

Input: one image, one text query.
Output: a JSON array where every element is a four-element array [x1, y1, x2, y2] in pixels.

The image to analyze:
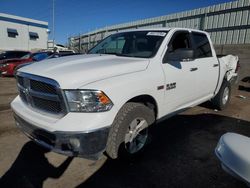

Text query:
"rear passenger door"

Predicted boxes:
[[191, 32, 218, 100]]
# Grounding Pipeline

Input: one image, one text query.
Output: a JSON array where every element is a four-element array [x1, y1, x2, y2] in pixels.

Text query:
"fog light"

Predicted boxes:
[[69, 138, 80, 149]]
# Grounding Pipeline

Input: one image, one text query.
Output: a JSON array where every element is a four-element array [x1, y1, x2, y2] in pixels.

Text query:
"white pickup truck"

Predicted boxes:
[[11, 28, 239, 160]]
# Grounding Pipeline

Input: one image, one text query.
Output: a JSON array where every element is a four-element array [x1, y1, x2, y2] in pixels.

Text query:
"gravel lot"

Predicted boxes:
[[0, 67, 249, 188]]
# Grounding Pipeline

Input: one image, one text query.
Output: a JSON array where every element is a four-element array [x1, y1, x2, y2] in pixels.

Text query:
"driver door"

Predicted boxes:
[[161, 31, 199, 114]]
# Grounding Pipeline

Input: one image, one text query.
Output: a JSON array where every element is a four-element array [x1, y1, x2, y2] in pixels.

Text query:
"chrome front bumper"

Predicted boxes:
[[14, 113, 110, 160]]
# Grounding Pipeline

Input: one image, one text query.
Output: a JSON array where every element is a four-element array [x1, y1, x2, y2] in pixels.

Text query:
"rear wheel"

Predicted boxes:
[[106, 102, 155, 159], [212, 81, 231, 110]]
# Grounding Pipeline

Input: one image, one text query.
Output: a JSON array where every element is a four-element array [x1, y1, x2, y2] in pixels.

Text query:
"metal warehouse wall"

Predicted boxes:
[[69, 0, 250, 52]]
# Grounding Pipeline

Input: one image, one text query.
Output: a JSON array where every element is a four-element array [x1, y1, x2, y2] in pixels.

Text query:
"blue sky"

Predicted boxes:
[[0, 0, 233, 44]]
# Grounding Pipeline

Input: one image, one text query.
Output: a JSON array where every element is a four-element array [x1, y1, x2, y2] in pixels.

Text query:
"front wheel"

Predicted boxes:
[[106, 102, 155, 159], [212, 81, 231, 110], [124, 117, 149, 154]]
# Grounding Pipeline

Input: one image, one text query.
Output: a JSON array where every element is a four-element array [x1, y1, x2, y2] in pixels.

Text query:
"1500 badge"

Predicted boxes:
[[166, 82, 176, 90]]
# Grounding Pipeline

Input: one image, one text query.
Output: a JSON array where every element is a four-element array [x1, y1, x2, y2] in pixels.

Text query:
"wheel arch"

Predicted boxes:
[[214, 71, 231, 96], [126, 94, 158, 119]]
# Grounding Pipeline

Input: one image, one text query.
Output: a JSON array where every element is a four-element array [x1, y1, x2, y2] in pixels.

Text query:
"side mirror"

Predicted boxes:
[[164, 49, 195, 62]]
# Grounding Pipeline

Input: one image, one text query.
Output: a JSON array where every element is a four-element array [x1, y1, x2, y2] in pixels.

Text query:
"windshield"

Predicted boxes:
[[0, 52, 6, 59], [88, 31, 168, 58], [32, 53, 50, 61], [20, 53, 31, 59]]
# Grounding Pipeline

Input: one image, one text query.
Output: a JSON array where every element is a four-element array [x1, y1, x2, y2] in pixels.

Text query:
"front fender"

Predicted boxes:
[[81, 69, 165, 120]]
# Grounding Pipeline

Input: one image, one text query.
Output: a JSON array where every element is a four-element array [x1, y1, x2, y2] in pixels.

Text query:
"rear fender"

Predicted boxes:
[[214, 55, 238, 96]]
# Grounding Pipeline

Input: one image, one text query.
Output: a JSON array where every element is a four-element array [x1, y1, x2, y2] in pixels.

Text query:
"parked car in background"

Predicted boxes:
[[0, 50, 30, 60], [0, 51, 53, 76], [215, 133, 250, 186], [47, 51, 77, 58], [14, 51, 78, 74], [57, 50, 75, 55]]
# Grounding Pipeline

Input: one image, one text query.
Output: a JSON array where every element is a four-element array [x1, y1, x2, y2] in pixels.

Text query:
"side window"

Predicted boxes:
[[29, 32, 39, 40], [168, 32, 191, 52], [192, 32, 212, 58], [7, 28, 18, 38], [163, 31, 193, 62], [8, 52, 21, 59], [32, 53, 49, 61], [15, 52, 29, 58], [103, 37, 125, 54]]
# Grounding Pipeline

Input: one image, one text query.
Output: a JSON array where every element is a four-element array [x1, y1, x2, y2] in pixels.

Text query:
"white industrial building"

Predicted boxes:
[[0, 13, 49, 51]]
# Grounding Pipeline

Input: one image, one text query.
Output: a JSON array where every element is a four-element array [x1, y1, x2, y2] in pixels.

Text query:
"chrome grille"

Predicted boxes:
[[17, 76, 24, 86], [19, 89, 28, 103], [32, 96, 62, 113], [16, 73, 66, 116]]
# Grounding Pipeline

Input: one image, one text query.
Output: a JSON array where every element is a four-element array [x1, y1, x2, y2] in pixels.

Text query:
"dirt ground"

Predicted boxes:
[[0, 71, 250, 188]]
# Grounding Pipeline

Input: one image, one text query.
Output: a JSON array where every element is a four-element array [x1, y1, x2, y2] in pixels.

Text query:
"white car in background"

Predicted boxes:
[[216, 133, 250, 186]]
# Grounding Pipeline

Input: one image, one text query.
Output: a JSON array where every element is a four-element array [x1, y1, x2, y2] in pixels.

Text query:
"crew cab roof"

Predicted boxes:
[[115, 27, 209, 35]]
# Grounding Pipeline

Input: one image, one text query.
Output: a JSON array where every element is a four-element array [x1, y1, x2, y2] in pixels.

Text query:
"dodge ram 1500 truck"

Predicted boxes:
[[11, 28, 239, 160]]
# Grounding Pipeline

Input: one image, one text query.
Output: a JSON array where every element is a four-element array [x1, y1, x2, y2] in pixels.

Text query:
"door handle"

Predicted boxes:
[[183, 58, 194, 62], [190, 67, 198, 71], [213, 64, 219, 67]]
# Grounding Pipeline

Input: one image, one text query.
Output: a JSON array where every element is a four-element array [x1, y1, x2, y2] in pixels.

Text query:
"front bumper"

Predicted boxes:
[[14, 113, 110, 160]]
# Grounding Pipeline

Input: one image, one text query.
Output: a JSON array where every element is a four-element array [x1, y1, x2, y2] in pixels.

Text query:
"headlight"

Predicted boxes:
[[2, 63, 9, 67], [64, 90, 113, 112]]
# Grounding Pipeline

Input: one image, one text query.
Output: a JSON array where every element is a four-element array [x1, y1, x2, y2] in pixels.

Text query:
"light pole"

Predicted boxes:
[[52, 0, 55, 48]]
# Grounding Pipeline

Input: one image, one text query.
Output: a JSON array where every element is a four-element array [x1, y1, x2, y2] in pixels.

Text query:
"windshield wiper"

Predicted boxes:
[[91, 51, 136, 58], [103, 52, 118, 55], [104, 53, 136, 57]]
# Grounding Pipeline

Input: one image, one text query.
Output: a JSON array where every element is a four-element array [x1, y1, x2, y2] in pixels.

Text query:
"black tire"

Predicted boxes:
[[212, 81, 231, 110], [106, 102, 155, 159]]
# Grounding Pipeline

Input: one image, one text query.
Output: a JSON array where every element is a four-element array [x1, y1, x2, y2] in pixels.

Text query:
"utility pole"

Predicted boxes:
[[52, 0, 55, 47], [79, 33, 81, 53]]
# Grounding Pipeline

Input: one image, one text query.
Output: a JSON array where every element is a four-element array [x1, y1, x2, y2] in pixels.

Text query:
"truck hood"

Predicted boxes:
[[19, 54, 149, 89]]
